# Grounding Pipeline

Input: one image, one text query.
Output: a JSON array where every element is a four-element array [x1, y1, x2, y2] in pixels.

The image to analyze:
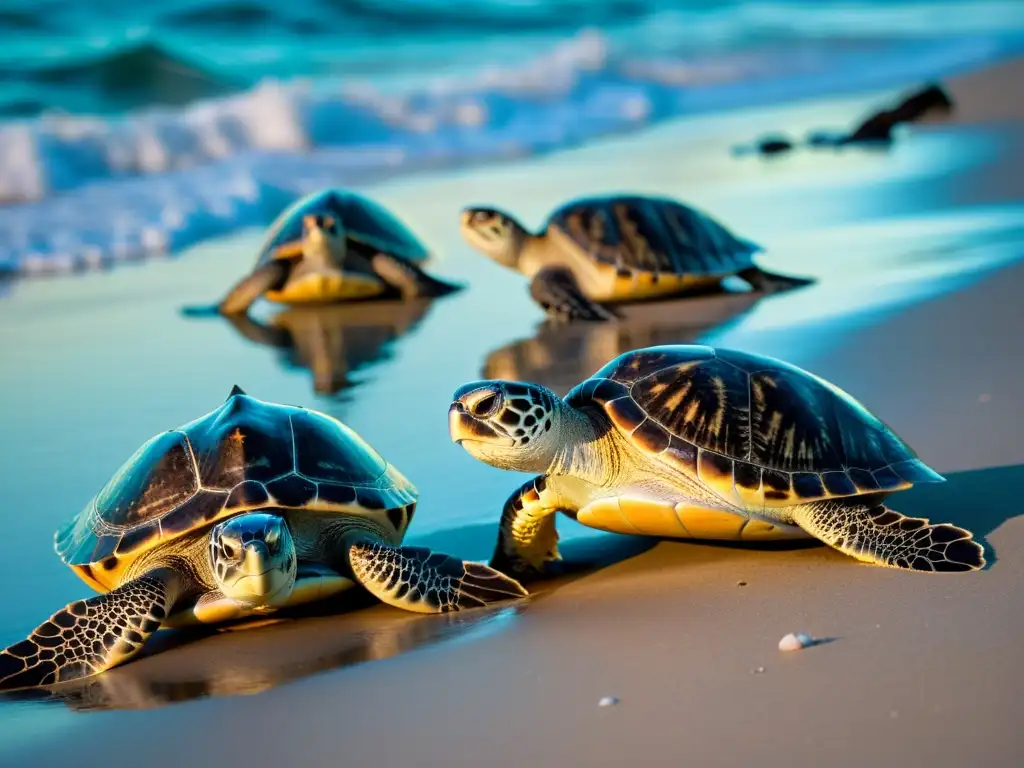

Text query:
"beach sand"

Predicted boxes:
[[1, 57, 1023, 767]]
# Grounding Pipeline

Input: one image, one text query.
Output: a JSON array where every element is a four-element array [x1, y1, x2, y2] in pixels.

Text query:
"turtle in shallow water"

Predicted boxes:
[[459, 194, 812, 323], [448, 344, 984, 580], [216, 188, 461, 315], [0, 387, 525, 691]]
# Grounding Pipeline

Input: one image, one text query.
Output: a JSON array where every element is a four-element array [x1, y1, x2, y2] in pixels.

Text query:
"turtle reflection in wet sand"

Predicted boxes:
[[483, 291, 762, 396], [224, 299, 436, 396], [0, 388, 525, 691], [20, 602, 519, 712], [450, 344, 984, 581], [213, 188, 462, 315]]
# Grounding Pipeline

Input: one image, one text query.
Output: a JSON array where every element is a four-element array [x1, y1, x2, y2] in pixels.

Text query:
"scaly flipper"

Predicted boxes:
[[490, 476, 567, 581], [347, 540, 527, 614], [792, 501, 985, 572], [218, 260, 291, 315], [0, 569, 180, 691], [737, 266, 814, 294], [370, 252, 463, 299], [530, 267, 618, 323]]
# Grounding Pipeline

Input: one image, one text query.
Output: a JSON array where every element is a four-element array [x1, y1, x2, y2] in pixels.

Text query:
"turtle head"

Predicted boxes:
[[448, 380, 565, 473], [300, 213, 345, 265], [460, 207, 527, 270], [210, 513, 297, 609]]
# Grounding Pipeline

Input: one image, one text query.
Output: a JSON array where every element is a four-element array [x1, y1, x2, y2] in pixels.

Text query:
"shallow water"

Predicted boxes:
[[0, 100, 1022, 748]]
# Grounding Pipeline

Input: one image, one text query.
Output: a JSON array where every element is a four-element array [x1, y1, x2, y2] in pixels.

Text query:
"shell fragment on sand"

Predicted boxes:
[[778, 632, 814, 651]]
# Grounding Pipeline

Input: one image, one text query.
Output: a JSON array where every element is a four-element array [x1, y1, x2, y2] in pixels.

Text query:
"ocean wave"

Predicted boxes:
[[0, 27, 1022, 278], [0, 40, 240, 115]]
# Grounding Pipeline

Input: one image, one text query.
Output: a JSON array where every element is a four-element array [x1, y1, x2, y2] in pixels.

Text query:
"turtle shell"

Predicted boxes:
[[254, 188, 430, 268], [544, 195, 761, 278], [54, 388, 417, 588], [565, 345, 944, 509]]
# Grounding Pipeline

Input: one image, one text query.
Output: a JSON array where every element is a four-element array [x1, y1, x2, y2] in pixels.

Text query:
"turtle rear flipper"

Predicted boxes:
[[530, 267, 618, 323], [792, 501, 985, 572], [347, 540, 528, 614], [737, 266, 814, 294], [370, 252, 463, 299], [0, 569, 179, 691], [218, 260, 291, 315]]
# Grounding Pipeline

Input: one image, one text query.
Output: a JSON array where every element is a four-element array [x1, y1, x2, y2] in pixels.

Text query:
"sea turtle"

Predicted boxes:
[[448, 344, 984, 580], [217, 188, 461, 315], [459, 194, 812, 322], [0, 387, 526, 691]]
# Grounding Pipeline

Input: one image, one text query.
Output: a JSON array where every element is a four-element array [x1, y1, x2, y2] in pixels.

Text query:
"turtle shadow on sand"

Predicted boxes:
[[892, 462, 1024, 571], [219, 298, 438, 396], [0, 523, 650, 713], [482, 289, 764, 396]]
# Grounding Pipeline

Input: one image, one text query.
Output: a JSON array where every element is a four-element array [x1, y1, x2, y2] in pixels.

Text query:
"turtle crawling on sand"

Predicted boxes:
[[0, 387, 525, 691], [448, 344, 984, 580], [459, 195, 812, 323], [216, 188, 461, 315]]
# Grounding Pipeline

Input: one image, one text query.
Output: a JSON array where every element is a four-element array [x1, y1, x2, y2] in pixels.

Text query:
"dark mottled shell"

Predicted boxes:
[[566, 344, 943, 506], [544, 195, 761, 277], [254, 188, 430, 268], [55, 391, 417, 569]]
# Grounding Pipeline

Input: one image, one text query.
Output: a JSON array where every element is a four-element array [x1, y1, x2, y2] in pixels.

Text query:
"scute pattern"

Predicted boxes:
[[568, 345, 943, 507], [95, 431, 198, 527], [291, 409, 388, 484], [254, 188, 429, 269], [547, 196, 760, 277], [55, 393, 415, 570]]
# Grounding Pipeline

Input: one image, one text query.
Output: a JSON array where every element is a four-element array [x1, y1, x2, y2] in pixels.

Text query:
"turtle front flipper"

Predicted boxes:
[[218, 260, 291, 315], [736, 266, 814, 294], [370, 251, 463, 299], [792, 501, 985, 572], [529, 267, 617, 323], [491, 476, 569, 581], [0, 568, 181, 691], [347, 539, 527, 614]]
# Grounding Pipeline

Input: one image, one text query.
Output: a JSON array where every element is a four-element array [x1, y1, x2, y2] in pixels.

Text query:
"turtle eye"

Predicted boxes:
[[222, 542, 236, 559], [472, 211, 491, 224], [471, 392, 501, 418]]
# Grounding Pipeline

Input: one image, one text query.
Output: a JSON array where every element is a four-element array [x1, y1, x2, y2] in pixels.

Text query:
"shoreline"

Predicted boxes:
[[1, 48, 1023, 281]]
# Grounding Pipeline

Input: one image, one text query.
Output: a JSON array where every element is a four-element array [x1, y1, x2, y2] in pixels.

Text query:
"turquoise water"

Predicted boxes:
[[1, 0, 1024, 275]]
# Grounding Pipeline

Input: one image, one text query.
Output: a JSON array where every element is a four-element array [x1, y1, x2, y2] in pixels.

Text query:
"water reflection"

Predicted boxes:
[[4, 595, 522, 713], [223, 299, 437, 396], [482, 291, 762, 395]]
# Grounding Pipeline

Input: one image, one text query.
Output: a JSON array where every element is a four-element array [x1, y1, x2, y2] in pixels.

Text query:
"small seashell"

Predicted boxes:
[[598, 696, 619, 707], [751, 666, 765, 674], [737, 580, 748, 587], [778, 632, 814, 651]]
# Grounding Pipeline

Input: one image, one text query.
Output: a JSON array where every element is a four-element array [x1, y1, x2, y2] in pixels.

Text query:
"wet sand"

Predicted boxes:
[[1, 57, 1023, 766]]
